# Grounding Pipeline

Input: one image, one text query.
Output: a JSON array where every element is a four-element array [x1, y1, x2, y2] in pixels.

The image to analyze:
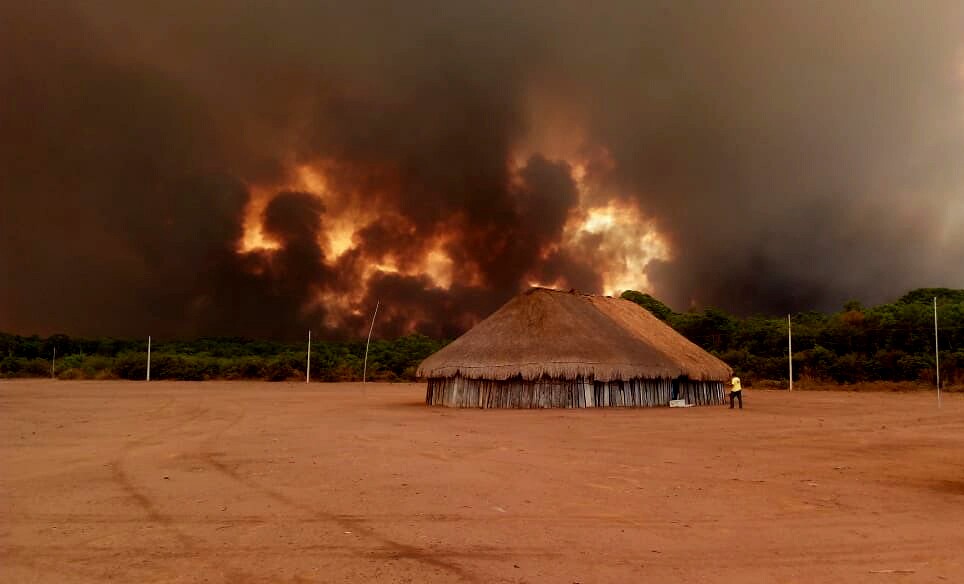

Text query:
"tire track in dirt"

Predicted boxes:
[[185, 395, 481, 580], [190, 403, 481, 580], [95, 400, 265, 581], [197, 448, 479, 582], [108, 400, 211, 549], [3, 541, 562, 560], [108, 462, 194, 548], [2, 391, 202, 582]]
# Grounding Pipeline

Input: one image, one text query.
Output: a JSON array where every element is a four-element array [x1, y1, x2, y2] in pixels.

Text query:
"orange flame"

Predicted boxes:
[[236, 97, 672, 332]]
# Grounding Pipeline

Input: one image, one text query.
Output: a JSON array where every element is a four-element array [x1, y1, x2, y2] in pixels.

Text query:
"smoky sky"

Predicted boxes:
[[2, 1, 963, 339]]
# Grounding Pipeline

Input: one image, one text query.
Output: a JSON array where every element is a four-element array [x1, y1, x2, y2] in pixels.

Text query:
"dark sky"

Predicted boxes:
[[2, 1, 963, 339]]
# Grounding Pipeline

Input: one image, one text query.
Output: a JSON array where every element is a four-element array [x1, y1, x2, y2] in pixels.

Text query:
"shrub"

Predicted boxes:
[[114, 352, 149, 380], [264, 358, 295, 381]]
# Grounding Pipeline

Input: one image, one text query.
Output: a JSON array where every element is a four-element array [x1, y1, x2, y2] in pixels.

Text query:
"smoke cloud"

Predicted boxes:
[[2, 1, 962, 338]]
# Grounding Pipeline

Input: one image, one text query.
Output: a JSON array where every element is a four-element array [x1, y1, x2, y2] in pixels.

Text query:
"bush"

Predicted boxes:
[[829, 353, 868, 384], [57, 367, 86, 380], [897, 354, 931, 381], [0, 356, 21, 377], [114, 352, 148, 380], [15, 358, 52, 377], [146, 354, 219, 381], [264, 358, 295, 381], [221, 357, 267, 380]]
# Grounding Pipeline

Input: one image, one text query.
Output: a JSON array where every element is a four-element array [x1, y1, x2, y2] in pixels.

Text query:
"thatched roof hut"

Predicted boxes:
[[418, 287, 732, 408]]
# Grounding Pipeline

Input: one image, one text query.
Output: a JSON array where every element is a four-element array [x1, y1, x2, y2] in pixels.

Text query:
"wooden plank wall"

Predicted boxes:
[[678, 379, 725, 406], [425, 377, 725, 408]]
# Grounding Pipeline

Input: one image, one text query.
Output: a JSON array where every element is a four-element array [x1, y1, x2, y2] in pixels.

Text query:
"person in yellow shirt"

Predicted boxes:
[[729, 376, 743, 409]]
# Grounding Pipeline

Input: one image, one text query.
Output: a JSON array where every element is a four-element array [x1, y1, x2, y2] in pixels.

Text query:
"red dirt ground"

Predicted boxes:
[[2, 380, 963, 583]]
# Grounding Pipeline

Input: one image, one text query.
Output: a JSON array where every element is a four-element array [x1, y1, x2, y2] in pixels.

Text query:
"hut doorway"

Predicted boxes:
[[671, 377, 683, 401]]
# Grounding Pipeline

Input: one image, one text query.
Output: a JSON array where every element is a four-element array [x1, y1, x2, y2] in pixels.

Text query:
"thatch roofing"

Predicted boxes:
[[418, 288, 732, 382]]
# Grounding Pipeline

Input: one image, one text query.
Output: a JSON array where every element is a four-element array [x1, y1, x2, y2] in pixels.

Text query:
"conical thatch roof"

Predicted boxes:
[[418, 288, 732, 382]]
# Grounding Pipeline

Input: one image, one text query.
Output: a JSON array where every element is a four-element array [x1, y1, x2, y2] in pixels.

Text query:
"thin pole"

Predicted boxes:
[[362, 300, 380, 383], [147, 336, 151, 382], [788, 314, 793, 392], [934, 297, 941, 408], [51, 347, 56, 379], [306, 329, 311, 384]]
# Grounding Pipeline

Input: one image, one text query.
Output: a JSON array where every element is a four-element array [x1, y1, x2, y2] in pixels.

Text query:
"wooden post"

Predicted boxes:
[[51, 346, 56, 379], [788, 314, 793, 392], [934, 297, 941, 409], [362, 301, 379, 384], [146, 336, 151, 381], [306, 329, 311, 384]]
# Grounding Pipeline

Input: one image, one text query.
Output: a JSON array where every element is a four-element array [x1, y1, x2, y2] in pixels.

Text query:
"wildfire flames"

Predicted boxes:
[[237, 125, 671, 335]]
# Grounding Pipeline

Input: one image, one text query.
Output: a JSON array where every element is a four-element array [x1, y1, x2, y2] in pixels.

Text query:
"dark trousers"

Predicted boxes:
[[729, 391, 743, 409]]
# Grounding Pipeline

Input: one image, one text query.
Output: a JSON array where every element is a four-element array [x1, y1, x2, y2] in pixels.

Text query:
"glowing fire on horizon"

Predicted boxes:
[[235, 108, 671, 331], [240, 157, 668, 292]]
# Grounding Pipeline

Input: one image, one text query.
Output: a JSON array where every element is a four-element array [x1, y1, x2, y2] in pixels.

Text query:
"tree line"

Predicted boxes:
[[1, 287, 961, 385], [621, 287, 963, 387], [0, 334, 444, 382]]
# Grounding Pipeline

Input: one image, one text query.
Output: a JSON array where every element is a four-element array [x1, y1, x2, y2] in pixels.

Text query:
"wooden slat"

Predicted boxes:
[[426, 376, 728, 408]]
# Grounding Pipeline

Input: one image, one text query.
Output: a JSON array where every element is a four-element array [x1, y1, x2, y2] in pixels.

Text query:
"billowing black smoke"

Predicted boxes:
[[2, 2, 962, 338]]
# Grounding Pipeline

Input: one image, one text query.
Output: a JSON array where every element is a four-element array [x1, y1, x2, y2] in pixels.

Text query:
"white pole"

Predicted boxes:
[[147, 336, 151, 382], [362, 300, 380, 384], [306, 329, 311, 384], [51, 347, 56, 379], [788, 314, 793, 392], [934, 297, 941, 408]]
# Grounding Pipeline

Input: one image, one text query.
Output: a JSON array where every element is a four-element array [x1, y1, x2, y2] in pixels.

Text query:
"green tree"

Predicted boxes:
[[620, 290, 674, 320]]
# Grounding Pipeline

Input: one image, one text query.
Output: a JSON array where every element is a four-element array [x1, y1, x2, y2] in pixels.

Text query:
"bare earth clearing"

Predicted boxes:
[[2, 381, 963, 583]]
